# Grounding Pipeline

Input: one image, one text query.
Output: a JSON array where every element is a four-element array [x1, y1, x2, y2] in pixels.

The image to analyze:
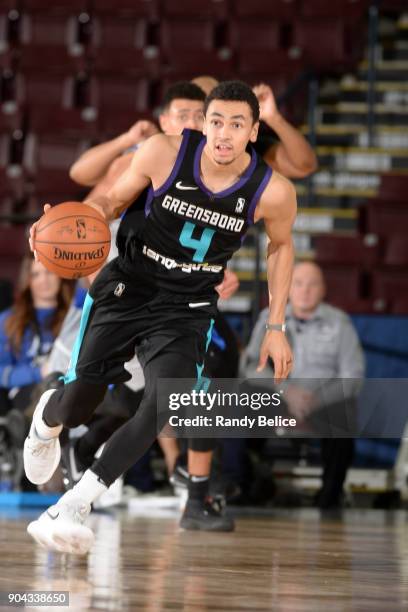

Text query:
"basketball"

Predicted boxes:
[[34, 202, 111, 279]]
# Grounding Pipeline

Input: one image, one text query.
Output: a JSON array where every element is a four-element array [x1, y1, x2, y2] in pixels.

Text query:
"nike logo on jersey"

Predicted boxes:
[[176, 181, 199, 191], [188, 302, 211, 308], [47, 509, 59, 520]]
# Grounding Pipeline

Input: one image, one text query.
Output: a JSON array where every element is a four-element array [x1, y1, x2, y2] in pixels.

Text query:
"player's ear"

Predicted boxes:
[[202, 114, 208, 135], [158, 113, 167, 132], [250, 120, 259, 143]]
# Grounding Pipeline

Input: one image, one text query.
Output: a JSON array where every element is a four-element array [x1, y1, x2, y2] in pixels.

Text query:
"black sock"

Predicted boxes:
[[188, 475, 209, 503]]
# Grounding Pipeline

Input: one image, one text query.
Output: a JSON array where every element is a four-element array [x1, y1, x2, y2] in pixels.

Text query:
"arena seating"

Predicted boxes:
[[0, 0, 406, 317], [89, 17, 159, 76], [22, 133, 88, 197], [0, 223, 28, 283], [19, 13, 86, 73], [314, 234, 381, 267]]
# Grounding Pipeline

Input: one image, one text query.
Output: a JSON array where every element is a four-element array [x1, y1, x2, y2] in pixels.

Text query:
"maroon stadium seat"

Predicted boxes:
[[161, 19, 216, 53], [372, 270, 408, 301], [0, 195, 15, 216], [363, 200, 408, 237], [0, 1, 18, 9], [0, 223, 29, 286], [22, 134, 88, 197], [319, 264, 362, 302], [0, 71, 24, 131], [160, 20, 233, 77], [378, 175, 408, 200], [237, 49, 303, 83], [391, 297, 408, 316], [162, 0, 228, 19], [0, 133, 24, 197], [0, 13, 14, 71], [96, 76, 151, 135], [230, 21, 280, 52], [233, 0, 298, 19], [299, 0, 369, 20], [19, 13, 85, 73], [89, 17, 159, 76], [96, 76, 150, 114], [89, 0, 158, 18], [383, 235, 408, 267], [24, 73, 98, 137], [292, 19, 350, 70], [23, 0, 88, 13], [314, 234, 381, 266]]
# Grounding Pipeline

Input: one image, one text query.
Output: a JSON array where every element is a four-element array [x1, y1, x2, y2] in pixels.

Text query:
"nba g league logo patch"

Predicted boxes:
[[114, 283, 126, 297], [235, 198, 245, 213]]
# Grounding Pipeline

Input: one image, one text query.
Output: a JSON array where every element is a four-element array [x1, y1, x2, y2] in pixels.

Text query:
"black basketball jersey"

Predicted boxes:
[[117, 129, 272, 295]]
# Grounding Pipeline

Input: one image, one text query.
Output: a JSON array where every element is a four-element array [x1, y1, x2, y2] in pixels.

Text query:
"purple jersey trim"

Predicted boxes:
[[144, 186, 154, 217], [153, 130, 190, 197], [247, 166, 273, 225], [193, 138, 257, 198]]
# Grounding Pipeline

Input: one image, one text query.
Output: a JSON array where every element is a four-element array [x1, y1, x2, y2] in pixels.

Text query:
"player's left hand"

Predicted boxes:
[[126, 120, 159, 146], [253, 83, 280, 124], [215, 269, 240, 300], [257, 330, 293, 382]]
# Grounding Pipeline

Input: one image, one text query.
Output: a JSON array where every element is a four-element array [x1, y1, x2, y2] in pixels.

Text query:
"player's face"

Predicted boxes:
[[159, 99, 204, 135], [203, 100, 259, 166], [289, 263, 325, 316], [30, 260, 61, 305]]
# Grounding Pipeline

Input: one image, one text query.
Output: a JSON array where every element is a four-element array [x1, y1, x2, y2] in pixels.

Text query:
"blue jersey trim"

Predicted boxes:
[[63, 293, 94, 385]]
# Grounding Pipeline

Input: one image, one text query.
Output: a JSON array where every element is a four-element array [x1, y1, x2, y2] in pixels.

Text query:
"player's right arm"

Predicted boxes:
[[29, 133, 179, 256], [84, 133, 180, 221], [69, 120, 159, 187]]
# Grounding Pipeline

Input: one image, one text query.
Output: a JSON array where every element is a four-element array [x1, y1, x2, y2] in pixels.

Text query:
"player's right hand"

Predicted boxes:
[[29, 203, 51, 260]]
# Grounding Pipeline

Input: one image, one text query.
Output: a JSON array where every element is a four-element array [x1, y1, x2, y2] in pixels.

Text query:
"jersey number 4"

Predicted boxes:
[[179, 222, 215, 262]]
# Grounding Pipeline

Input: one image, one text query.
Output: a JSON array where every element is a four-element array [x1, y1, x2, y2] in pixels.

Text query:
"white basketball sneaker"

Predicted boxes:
[[27, 493, 94, 555], [24, 389, 62, 485]]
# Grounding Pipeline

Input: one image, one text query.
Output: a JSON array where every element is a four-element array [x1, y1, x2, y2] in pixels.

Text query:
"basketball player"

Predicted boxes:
[[24, 81, 296, 554], [68, 81, 240, 529]]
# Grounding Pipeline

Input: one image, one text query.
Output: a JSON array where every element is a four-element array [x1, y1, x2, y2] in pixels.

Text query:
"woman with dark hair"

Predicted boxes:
[[0, 256, 74, 414]]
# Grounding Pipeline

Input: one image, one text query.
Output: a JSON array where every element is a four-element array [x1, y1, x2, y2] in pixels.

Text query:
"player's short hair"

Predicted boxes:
[[161, 81, 206, 112], [204, 80, 260, 124]]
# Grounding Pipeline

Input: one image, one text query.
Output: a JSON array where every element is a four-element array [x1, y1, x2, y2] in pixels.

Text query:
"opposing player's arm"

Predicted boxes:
[[86, 153, 133, 199], [84, 133, 178, 221], [70, 120, 159, 187], [255, 172, 297, 380], [264, 138, 317, 179], [253, 83, 317, 178]]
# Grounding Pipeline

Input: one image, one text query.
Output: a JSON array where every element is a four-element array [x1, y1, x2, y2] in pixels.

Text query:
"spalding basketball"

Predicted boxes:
[[34, 202, 111, 279]]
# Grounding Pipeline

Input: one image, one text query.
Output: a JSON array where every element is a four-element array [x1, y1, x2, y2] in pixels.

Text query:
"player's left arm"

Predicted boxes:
[[254, 172, 297, 380]]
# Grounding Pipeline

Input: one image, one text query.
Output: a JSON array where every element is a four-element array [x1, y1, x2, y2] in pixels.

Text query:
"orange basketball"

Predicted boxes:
[[34, 202, 111, 279]]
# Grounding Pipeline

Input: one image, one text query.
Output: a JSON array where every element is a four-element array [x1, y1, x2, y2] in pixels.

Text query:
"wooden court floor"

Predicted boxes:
[[0, 507, 407, 611]]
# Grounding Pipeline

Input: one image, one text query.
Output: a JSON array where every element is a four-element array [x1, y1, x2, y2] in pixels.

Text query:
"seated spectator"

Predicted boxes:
[[0, 256, 74, 416], [241, 261, 365, 508]]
